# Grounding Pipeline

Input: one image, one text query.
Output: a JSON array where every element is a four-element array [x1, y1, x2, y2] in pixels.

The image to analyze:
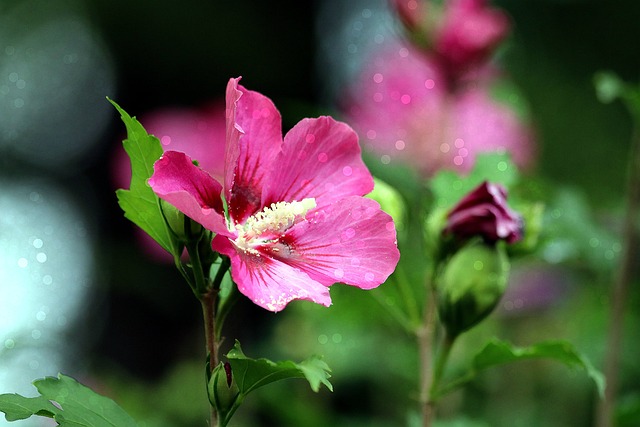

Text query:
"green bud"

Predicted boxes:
[[437, 243, 510, 337], [367, 177, 406, 231], [511, 202, 544, 254], [160, 199, 203, 243], [208, 362, 240, 415]]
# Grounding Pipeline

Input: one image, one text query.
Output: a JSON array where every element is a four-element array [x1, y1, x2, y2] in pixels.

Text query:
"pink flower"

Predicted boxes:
[[344, 43, 534, 176], [149, 78, 400, 312], [444, 181, 522, 244], [436, 0, 510, 77]]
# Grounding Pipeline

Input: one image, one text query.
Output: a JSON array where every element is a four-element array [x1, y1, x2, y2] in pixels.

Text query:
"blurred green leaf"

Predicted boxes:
[[109, 98, 178, 255], [472, 338, 605, 397], [226, 341, 333, 395], [0, 373, 138, 426], [367, 177, 406, 231]]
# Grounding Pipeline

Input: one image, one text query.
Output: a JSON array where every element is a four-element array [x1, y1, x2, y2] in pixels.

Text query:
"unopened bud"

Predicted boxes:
[[208, 362, 240, 414], [437, 243, 509, 337]]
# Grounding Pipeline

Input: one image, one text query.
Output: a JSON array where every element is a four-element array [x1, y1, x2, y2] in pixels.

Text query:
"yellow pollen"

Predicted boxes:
[[234, 198, 316, 252]]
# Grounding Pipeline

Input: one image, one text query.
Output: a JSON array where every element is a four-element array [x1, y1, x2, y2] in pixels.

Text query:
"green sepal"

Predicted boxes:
[[0, 373, 138, 426], [437, 242, 510, 337]]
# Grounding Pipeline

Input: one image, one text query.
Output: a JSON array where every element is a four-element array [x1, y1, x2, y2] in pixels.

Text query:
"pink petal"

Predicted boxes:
[[262, 116, 374, 209], [212, 235, 332, 312], [279, 196, 400, 290], [224, 78, 283, 224], [148, 151, 228, 235]]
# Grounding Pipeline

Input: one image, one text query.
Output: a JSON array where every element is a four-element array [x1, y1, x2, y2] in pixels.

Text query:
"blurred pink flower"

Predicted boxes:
[[344, 43, 534, 176], [149, 78, 400, 312], [389, 0, 510, 79], [435, 0, 510, 78], [112, 103, 226, 261]]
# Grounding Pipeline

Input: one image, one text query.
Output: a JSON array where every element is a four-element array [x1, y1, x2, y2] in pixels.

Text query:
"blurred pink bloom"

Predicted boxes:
[[112, 103, 226, 261], [344, 43, 534, 176], [435, 0, 510, 77], [149, 78, 400, 312], [444, 181, 523, 244]]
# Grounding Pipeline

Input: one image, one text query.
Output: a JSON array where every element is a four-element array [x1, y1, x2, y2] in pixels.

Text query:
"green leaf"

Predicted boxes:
[[472, 338, 605, 397], [0, 373, 138, 426], [431, 152, 519, 210], [226, 341, 333, 394], [108, 98, 177, 255]]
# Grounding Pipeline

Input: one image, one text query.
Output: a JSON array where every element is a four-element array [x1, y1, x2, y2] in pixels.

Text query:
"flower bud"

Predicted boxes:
[[160, 199, 203, 243], [208, 362, 240, 415], [444, 181, 522, 244], [437, 242, 509, 336], [435, 0, 510, 75]]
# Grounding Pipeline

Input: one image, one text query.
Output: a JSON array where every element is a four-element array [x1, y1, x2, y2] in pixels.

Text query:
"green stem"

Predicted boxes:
[[419, 267, 438, 427], [201, 290, 219, 427], [596, 118, 640, 427], [429, 331, 456, 400]]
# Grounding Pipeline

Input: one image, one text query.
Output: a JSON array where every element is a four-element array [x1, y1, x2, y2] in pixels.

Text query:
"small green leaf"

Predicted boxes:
[[226, 341, 333, 395], [472, 338, 605, 397], [108, 98, 177, 255], [0, 373, 138, 426]]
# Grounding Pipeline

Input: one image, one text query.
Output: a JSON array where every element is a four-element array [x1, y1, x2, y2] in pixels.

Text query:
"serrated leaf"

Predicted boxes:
[[226, 341, 332, 394], [431, 153, 519, 210], [0, 374, 138, 426], [109, 98, 176, 254], [472, 338, 605, 397], [0, 394, 56, 421]]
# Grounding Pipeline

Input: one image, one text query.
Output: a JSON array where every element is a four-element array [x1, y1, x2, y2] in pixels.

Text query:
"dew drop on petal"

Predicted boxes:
[[342, 228, 356, 240], [318, 152, 328, 163], [365, 272, 375, 282], [297, 150, 307, 160], [395, 140, 405, 150], [440, 143, 450, 153], [459, 148, 468, 157], [386, 221, 395, 232], [453, 156, 464, 166], [342, 166, 353, 176], [201, 207, 212, 215], [351, 257, 360, 266], [400, 94, 411, 105], [455, 138, 465, 148], [373, 73, 383, 83], [425, 79, 435, 89], [334, 268, 344, 279], [373, 92, 383, 102], [306, 133, 315, 144]]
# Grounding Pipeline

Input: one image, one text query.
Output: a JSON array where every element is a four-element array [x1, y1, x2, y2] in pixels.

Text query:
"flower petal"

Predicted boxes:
[[277, 196, 400, 290], [148, 151, 228, 235], [212, 235, 331, 312], [224, 78, 283, 224], [262, 117, 374, 209]]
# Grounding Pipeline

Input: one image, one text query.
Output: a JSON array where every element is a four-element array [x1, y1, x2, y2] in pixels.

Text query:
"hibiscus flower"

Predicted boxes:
[[148, 77, 400, 312]]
